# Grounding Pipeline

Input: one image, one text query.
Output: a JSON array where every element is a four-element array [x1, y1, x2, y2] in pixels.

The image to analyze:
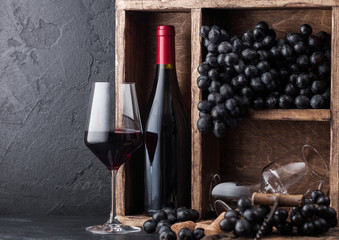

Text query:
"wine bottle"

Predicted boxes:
[[144, 25, 190, 215]]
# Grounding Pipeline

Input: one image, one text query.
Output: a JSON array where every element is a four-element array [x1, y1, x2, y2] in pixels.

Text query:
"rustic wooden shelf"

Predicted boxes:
[[248, 109, 331, 121], [115, 3, 339, 238]]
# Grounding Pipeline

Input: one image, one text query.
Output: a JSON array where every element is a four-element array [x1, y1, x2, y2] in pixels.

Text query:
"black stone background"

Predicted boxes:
[[0, 0, 116, 215]]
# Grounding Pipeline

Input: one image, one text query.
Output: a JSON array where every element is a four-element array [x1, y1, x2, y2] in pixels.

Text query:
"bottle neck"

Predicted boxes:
[[156, 35, 175, 65]]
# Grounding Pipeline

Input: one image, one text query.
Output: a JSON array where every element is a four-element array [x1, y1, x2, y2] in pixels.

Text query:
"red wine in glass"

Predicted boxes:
[[85, 129, 142, 171]]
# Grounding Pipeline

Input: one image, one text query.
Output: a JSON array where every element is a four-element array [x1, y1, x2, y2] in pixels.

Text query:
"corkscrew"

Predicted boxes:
[[251, 192, 304, 240]]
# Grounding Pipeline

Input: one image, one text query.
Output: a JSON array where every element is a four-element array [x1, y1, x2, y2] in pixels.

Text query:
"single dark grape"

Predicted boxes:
[[218, 41, 233, 54], [177, 209, 190, 222], [255, 21, 269, 33], [178, 228, 194, 240], [300, 24, 312, 36], [318, 61, 330, 76], [208, 92, 224, 104], [232, 39, 244, 53], [294, 41, 306, 54], [241, 48, 258, 61], [243, 209, 258, 223], [311, 190, 324, 203], [157, 219, 172, 230], [314, 217, 329, 234], [220, 217, 237, 232], [310, 95, 326, 109], [225, 52, 239, 66], [285, 83, 298, 97], [253, 28, 266, 41], [197, 62, 210, 76], [237, 198, 252, 213], [261, 72, 273, 85], [300, 87, 313, 98], [208, 80, 221, 93], [167, 213, 177, 224], [225, 98, 238, 111], [213, 120, 227, 138], [197, 100, 214, 114], [253, 41, 264, 50], [205, 54, 218, 68], [290, 213, 305, 227], [197, 115, 213, 133], [289, 63, 300, 73], [279, 94, 294, 109], [153, 210, 168, 223], [257, 205, 270, 217], [233, 219, 251, 237], [266, 95, 279, 108], [251, 77, 265, 92], [310, 51, 324, 65], [207, 43, 218, 54], [217, 54, 226, 66], [208, 28, 221, 43], [241, 86, 254, 98], [316, 195, 330, 206], [308, 35, 321, 49], [295, 95, 310, 109], [297, 54, 310, 69], [286, 33, 303, 45], [244, 65, 258, 78], [158, 225, 172, 234], [219, 84, 234, 99], [225, 209, 240, 219], [200, 25, 210, 39], [188, 209, 200, 222], [193, 228, 205, 240], [204, 38, 211, 47], [262, 35, 275, 48], [301, 221, 316, 236], [281, 44, 294, 57], [256, 61, 270, 73], [242, 30, 254, 43], [296, 73, 310, 89], [208, 68, 219, 82], [197, 76, 211, 90], [143, 219, 157, 233], [159, 230, 177, 240], [301, 203, 317, 218], [257, 50, 270, 61], [234, 59, 246, 74]]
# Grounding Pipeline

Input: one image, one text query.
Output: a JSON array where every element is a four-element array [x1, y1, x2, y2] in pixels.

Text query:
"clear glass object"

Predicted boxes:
[[84, 82, 143, 234], [210, 145, 328, 214]]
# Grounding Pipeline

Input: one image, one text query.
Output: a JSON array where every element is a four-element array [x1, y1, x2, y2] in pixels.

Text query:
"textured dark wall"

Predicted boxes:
[[0, 0, 115, 215]]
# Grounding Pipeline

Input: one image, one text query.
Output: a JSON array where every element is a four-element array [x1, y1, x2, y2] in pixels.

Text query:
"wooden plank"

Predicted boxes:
[[115, 9, 126, 216], [191, 8, 203, 215], [116, 0, 337, 10], [248, 109, 331, 121], [330, 6, 339, 213]]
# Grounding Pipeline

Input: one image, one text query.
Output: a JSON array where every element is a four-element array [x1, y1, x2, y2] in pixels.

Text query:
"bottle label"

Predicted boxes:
[[157, 25, 175, 65]]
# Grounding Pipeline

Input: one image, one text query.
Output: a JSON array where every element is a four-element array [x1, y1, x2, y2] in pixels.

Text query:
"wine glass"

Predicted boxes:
[[260, 144, 329, 197], [84, 82, 143, 234]]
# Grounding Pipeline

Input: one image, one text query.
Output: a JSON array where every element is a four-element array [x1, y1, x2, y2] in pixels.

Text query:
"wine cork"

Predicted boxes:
[[171, 221, 196, 235], [204, 212, 225, 236]]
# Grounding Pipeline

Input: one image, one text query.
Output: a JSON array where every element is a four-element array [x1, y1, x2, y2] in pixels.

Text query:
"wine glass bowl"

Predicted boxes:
[[84, 82, 143, 234]]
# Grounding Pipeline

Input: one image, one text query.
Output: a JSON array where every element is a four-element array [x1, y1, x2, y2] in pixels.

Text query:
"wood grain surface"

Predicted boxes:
[[116, 2, 338, 229]]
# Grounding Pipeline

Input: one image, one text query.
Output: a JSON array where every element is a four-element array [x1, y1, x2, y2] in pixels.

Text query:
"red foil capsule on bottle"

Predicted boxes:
[[156, 25, 175, 65]]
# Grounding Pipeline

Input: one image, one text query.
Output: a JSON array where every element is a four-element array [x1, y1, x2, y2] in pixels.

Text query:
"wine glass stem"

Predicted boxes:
[[108, 170, 120, 225]]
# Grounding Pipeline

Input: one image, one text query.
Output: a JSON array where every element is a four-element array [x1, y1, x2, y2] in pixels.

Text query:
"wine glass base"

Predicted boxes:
[[86, 223, 141, 234]]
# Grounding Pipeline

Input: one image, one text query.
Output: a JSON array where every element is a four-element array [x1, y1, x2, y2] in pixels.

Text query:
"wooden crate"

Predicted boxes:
[[115, 0, 339, 228]]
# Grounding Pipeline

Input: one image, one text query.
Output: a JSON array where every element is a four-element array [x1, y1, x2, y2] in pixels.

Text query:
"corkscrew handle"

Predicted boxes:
[[252, 192, 304, 207]]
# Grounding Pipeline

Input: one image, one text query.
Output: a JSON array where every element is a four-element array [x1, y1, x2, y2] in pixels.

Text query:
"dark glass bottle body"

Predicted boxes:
[[144, 25, 190, 215]]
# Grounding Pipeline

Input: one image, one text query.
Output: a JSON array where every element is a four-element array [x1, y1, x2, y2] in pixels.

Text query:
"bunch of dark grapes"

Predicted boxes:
[[290, 190, 337, 236], [219, 198, 272, 238], [197, 22, 331, 137], [143, 206, 204, 240]]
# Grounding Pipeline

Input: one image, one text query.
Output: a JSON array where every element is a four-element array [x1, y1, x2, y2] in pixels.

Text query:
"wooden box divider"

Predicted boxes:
[[115, 2, 339, 231]]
